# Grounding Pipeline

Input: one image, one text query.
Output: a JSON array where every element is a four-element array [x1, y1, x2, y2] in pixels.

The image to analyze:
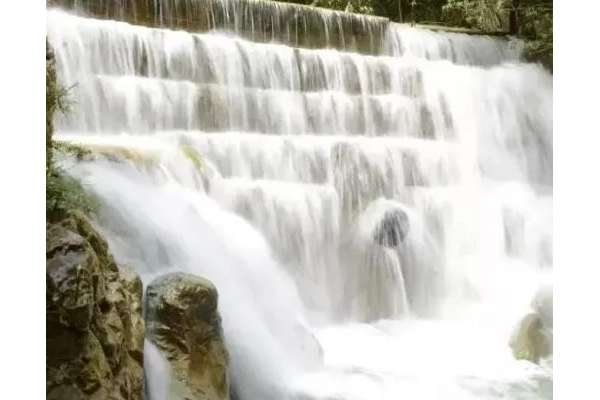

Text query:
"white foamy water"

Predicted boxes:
[[48, 3, 552, 399]]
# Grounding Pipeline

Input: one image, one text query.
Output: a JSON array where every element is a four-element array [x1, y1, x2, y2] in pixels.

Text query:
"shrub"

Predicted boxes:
[[46, 168, 98, 223], [46, 41, 96, 223]]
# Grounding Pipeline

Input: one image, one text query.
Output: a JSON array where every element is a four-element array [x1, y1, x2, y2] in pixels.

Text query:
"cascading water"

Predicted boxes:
[[52, 0, 389, 52], [47, 1, 553, 398]]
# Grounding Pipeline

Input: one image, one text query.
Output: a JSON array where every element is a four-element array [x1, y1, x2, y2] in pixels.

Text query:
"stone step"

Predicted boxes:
[[50, 0, 389, 54], [49, 9, 427, 95], [386, 23, 521, 67], [57, 131, 462, 190], [59, 75, 449, 137]]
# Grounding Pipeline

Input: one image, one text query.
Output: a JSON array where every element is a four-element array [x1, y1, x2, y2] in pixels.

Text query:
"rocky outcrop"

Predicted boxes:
[[510, 286, 553, 364], [46, 211, 144, 399], [145, 272, 230, 400]]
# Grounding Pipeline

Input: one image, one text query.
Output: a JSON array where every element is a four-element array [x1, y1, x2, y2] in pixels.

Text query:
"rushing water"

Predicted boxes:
[[48, 2, 553, 398], [52, 0, 390, 52]]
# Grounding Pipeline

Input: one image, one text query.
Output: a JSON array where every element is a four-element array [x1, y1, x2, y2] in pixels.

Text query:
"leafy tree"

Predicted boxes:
[[519, 0, 552, 70], [439, 0, 553, 69], [441, 0, 510, 31]]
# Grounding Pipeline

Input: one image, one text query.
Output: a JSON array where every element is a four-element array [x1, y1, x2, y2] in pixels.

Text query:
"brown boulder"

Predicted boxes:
[[47, 211, 144, 399], [145, 272, 230, 400]]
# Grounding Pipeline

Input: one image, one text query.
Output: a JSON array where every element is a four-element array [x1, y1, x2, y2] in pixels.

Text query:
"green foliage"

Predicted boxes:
[[46, 138, 97, 223], [46, 51, 73, 138], [347, 0, 377, 15], [47, 41, 96, 223], [46, 167, 98, 223], [291, 0, 375, 14], [441, 0, 553, 70], [46, 78, 73, 117], [412, 0, 449, 23], [278, 0, 552, 58], [53, 141, 93, 161], [440, 0, 470, 26], [46, 139, 98, 223], [441, 0, 510, 31], [520, 2, 552, 70]]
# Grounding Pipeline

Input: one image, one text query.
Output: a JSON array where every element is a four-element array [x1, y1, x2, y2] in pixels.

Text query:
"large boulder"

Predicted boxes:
[[46, 211, 144, 399], [145, 272, 230, 400]]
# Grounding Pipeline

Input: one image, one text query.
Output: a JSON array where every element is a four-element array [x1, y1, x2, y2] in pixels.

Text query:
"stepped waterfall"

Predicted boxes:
[[47, 1, 553, 398]]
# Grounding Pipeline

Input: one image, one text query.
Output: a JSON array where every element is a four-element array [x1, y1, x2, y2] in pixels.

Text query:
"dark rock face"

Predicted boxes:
[[373, 208, 410, 247], [145, 272, 230, 400], [46, 211, 144, 400]]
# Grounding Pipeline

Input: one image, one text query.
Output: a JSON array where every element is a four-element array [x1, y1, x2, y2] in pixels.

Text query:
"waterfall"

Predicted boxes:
[[48, 1, 552, 398], [51, 0, 389, 53]]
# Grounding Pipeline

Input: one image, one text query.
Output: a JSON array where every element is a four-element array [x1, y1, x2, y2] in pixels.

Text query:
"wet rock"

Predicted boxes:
[[120, 265, 146, 365], [373, 208, 410, 247], [510, 284, 553, 364], [509, 313, 552, 364], [145, 272, 230, 400], [46, 211, 144, 399]]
